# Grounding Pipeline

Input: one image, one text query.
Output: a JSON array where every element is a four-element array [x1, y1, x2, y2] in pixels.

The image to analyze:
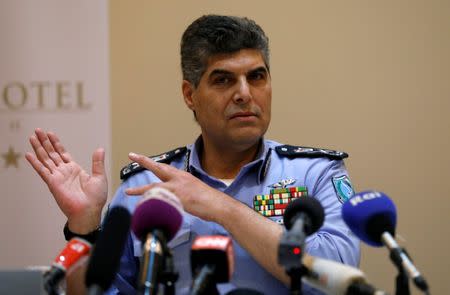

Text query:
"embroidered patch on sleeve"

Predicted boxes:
[[332, 175, 355, 203]]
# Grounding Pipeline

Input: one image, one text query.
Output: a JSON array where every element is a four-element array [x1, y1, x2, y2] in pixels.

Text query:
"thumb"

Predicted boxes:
[[91, 148, 106, 177]]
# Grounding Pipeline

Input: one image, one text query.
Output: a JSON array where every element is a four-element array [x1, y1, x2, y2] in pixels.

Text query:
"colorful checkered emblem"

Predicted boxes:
[[253, 186, 308, 217], [332, 175, 355, 203]]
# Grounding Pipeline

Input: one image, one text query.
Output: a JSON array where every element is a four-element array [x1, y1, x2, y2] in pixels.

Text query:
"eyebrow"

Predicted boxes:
[[209, 69, 233, 77], [248, 66, 269, 76], [208, 66, 269, 78]]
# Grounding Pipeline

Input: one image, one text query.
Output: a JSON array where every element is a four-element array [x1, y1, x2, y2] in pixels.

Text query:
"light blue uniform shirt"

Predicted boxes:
[[106, 138, 360, 295]]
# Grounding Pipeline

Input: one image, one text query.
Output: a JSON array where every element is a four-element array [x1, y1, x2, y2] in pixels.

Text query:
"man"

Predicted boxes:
[[26, 15, 359, 294]]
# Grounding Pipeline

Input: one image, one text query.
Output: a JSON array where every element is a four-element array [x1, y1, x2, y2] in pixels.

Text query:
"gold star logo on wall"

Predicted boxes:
[[1, 146, 21, 168]]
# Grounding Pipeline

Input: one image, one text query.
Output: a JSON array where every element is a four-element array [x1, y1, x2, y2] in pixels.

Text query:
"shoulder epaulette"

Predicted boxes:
[[120, 146, 188, 180], [275, 145, 348, 160]]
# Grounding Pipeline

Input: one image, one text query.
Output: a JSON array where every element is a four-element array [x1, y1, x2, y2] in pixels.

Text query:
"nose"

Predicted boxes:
[[232, 77, 252, 104]]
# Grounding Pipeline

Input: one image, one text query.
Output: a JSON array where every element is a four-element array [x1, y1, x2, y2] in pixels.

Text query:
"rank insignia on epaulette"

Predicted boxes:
[[120, 162, 143, 180], [275, 145, 348, 160], [253, 186, 309, 217], [150, 147, 187, 163], [332, 175, 355, 203], [120, 146, 187, 180]]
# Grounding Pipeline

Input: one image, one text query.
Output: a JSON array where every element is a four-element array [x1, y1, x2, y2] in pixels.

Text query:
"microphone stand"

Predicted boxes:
[[138, 230, 167, 295], [382, 233, 429, 294], [138, 229, 179, 295], [278, 215, 311, 295], [390, 247, 410, 295], [286, 265, 308, 295], [160, 245, 179, 295]]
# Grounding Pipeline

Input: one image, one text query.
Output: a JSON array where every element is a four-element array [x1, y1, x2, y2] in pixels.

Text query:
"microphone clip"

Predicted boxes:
[[278, 213, 311, 272], [278, 232, 305, 272]]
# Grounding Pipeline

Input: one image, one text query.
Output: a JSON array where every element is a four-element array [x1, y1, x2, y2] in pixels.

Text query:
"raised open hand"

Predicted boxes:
[[25, 128, 108, 233]]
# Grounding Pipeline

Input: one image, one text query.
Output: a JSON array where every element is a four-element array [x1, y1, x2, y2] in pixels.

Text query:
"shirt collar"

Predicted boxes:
[[187, 136, 272, 184]]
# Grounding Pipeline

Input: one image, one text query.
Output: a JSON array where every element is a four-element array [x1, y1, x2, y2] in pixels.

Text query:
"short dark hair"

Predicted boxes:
[[181, 15, 270, 87]]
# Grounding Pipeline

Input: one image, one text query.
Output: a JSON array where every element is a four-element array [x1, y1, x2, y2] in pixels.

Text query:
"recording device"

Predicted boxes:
[[302, 254, 388, 295], [278, 196, 325, 270], [342, 191, 429, 293], [131, 187, 183, 295], [190, 235, 234, 295], [85, 206, 131, 295], [43, 237, 91, 295], [278, 196, 325, 295]]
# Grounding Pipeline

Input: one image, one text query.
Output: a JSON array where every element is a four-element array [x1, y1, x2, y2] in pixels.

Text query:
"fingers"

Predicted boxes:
[[125, 184, 154, 195], [91, 148, 105, 177], [25, 152, 51, 182], [47, 131, 73, 162], [35, 128, 64, 166], [125, 182, 171, 196], [29, 134, 57, 172], [128, 152, 177, 181]]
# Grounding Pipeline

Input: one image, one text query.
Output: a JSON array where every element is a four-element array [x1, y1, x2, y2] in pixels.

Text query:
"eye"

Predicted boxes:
[[248, 71, 267, 81], [211, 74, 236, 87], [214, 76, 230, 85]]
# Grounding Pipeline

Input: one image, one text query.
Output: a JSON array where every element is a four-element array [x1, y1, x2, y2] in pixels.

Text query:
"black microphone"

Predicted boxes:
[[85, 206, 131, 295], [342, 191, 429, 293], [283, 196, 325, 233], [278, 196, 325, 270], [278, 197, 325, 295], [190, 235, 234, 295], [131, 187, 183, 295]]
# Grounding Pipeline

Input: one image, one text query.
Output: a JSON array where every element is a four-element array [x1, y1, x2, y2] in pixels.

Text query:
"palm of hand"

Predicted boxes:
[[26, 129, 108, 228], [48, 160, 107, 218]]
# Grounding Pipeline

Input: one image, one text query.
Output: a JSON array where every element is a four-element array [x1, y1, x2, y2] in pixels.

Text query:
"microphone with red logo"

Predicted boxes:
[[190, 235, 234, 295], [131, 187, 183, 295], [43, 237, 92, 295]]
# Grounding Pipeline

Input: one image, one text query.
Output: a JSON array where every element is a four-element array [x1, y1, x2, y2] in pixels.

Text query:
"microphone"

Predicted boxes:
[[278, 197, 325, 295], [131, 187, 183, 295], [302, 254, 388, 295], [342, 191, 429, 293], [190, 235, 234, 295], [283, 197, 325, 233], [85, 206, 131, 295], [278, 196, 325, 270], [43, 237, 92, 295]]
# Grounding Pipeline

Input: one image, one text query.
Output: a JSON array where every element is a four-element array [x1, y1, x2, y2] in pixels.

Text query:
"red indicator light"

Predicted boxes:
[[293, 247, 301, 255]]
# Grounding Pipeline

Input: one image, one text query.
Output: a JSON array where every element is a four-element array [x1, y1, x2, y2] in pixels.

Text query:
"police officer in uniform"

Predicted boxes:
[[26, 15, 359, 294]]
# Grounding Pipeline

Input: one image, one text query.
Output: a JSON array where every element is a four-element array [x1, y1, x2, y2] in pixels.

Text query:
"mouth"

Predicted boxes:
[[229, 112, 258, 120]]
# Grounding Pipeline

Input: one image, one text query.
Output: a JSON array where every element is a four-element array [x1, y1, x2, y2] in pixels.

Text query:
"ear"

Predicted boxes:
[[182, 80, 195, 111]]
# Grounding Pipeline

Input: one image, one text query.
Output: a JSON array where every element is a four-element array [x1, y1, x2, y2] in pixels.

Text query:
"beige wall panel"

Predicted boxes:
[[0, 0, 110, 268], [111, 1, 450, 294]]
